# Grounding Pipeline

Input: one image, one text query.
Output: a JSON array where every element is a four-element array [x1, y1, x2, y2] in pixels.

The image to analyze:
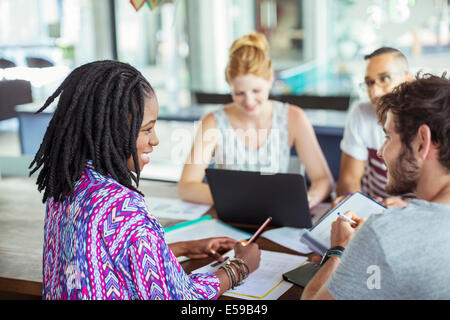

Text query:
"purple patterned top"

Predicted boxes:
[[42, 161, 220, 300]]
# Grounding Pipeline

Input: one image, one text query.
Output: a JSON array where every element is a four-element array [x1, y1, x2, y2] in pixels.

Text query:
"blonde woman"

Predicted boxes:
[[178, 32, 333, 208]]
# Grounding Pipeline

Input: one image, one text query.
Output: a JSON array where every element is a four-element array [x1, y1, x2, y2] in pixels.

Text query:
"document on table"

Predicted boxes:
[[301, 192, 386, 255], [261, 227, 313, 254], [164, 216, 252, 244], [145, 196, 211, 220], [259, 202, 331, 255], [193, 250, 308, 300], [165, 216, 252, 263], [140, 160, 183, 182]]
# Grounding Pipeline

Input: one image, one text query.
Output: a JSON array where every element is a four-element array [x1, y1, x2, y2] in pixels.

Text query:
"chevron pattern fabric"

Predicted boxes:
[[42, 161, 220, 300]]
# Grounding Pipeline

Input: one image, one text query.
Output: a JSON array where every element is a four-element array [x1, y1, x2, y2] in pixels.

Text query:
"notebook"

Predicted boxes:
[[164, 216, 251, 245], [193, 249, 308, 300], [300, 192, 386, 255], [164, 215, 252, 262], [145, 196, 210, 220], [282, 261, 321, 288]]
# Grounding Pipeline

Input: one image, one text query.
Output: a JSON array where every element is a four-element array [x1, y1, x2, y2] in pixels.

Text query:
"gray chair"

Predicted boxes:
[[26, 57, 54, 68], [291, 125, 344, 184], [0, 58, 16, 69], [17, 111, 52, 155], [0, 80, 33, 121]]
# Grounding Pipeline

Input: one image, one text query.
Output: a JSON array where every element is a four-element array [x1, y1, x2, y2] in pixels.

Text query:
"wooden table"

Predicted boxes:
[[0, 176, 325, 300], [188, 206, 330, 300]]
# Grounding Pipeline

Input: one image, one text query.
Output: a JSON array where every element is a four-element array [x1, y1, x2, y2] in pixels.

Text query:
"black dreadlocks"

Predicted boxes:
[[29, 60, 154, 203]]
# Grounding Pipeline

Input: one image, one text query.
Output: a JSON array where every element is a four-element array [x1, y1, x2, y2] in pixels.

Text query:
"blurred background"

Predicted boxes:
[[0, 0, 449, 181]]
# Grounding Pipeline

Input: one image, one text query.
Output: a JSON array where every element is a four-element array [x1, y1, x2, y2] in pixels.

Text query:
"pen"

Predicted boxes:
[[211, 217, 272, 267], [211, 256, 229, 267], [337, 212, 358, 226], [245, 216, 272, 246]]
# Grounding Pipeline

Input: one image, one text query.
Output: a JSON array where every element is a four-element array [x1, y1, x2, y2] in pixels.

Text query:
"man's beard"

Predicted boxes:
[[385, 146, 420, 195]]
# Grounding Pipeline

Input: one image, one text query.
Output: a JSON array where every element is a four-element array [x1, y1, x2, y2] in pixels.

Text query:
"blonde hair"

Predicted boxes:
[[225, 32, 273, 83]]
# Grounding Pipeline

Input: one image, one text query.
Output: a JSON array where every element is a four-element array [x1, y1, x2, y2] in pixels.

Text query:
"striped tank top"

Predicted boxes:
[[211, 100, 291, 174], [361, 144, 415, 200], [361, 148, 390, 198], [341, 102, 415, 200]]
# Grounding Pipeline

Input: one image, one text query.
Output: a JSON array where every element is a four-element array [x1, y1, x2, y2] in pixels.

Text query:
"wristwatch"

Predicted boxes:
[[320, 246, 345, 267]]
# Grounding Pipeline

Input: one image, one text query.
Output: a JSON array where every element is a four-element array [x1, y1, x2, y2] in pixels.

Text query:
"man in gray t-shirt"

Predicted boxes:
[[328, 200, 450, 299], [301, 73, 450, 300]]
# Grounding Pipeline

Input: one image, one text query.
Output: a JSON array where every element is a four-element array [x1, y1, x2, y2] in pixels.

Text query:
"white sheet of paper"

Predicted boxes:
[[145, 196, 210, 220], [261, 227, 312, 254], [164, 218, 251, 244], [193, 250, 307, 300], [304, 192, 386, 252], [140, 160, 182, 182]]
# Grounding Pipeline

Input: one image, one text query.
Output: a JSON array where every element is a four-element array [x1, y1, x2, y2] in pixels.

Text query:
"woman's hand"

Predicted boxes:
[[234, 241, 261, 273], [170, 237, 237, 261], [307, 193, 321, 209]]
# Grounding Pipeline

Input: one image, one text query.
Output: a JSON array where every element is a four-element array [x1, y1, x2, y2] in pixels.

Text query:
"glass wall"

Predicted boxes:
[[1, 0, 449, 105], [185, 0, 256, 94], [0, 0, 116, 101], [113, 0, 193, 107], [250, 0, 450, 100], [257, 0, 305, 67], [0, 0, 449, 176], [329, 0, 450, 102]]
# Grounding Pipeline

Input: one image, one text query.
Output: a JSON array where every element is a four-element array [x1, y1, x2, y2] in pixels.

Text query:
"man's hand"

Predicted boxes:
[[330, 211, 367, 248], [379, 196, 408, 208], [330, 193, 351, 209]]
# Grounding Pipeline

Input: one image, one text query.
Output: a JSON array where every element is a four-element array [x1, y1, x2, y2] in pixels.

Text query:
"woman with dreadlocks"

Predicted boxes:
[[31, 60, 260, 300]]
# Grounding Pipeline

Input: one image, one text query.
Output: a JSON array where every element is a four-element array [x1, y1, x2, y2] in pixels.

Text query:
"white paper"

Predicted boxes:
[[193, 250, 307, 300], [302, 192, 386, 253], [261, 227, 312, 254], [140, 160, 183, 182], [165, 218, 252, 244], [145, 196, 210, 220]]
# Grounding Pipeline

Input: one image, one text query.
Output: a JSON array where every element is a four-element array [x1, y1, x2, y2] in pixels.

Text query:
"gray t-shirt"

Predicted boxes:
[[327, 199, 450, 299]]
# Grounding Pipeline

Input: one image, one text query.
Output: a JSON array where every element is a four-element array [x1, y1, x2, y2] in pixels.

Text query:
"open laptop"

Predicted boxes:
[[205, 168, 312, 228]]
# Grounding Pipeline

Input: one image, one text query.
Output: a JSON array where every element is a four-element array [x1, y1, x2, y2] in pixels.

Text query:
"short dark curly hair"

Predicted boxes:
[[377, 72, 450, 171]]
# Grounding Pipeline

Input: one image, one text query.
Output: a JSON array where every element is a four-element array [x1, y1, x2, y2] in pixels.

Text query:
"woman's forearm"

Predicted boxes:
[[307, 176, 334, 207], [178, 181, 214, 205], [168, 241, 188, 257]]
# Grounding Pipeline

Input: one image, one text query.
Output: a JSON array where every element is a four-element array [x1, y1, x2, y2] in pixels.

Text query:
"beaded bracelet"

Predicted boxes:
[[219, 264, 236, 289], [232, 258, 250, 275], [229, 259, 249, 283], [220, 264, 240, 289], [219, 258, 250, 289], [228, 263, 240, 288]]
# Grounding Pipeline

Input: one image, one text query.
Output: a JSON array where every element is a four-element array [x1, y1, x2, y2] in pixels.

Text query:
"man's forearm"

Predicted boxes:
[[301, 256, 341, 300], [336, 179, 361, 196]]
